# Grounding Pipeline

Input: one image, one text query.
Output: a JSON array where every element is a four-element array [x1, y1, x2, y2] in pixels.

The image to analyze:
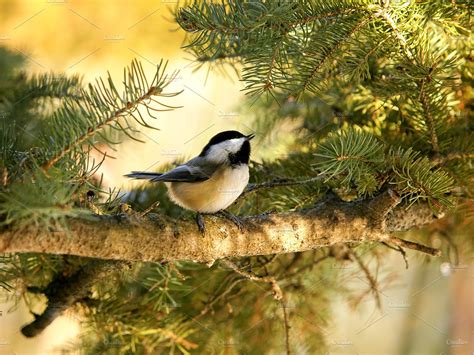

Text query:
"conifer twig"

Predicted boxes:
[[298, 15, 371, 96], [281, 298, 291, 355], [158, 328, 198, 350], [220, 260, 283, 299], [348, 250, 382, 310], [221, 259, 290, 355], [195, 278, 244, 320], [431, 152, 474, 166], [377, 4, 441, 154], [418, 80, 440, 154], [375, 4, 414, 60], [381, 242, 409, 269], [42, 86, 161, 170], [278, 254, 330, 280], [388, 236, 441, 257]]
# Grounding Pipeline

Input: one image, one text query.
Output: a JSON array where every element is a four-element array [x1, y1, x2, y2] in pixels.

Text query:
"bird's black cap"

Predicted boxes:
[[199, 130, 254, 156], [206, 130, 246, 146], [198, 130, 254, 166]]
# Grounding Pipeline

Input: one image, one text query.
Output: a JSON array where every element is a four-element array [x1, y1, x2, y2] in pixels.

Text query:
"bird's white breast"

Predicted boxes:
[[166, 165, 249, 213]]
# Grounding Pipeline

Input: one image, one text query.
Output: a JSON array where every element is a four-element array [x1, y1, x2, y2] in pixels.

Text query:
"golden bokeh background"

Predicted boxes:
[[0, 1, 471, 354], [0, 0, 260, 190]]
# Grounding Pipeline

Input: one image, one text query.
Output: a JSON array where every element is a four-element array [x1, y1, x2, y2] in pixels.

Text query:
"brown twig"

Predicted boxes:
[[348, 250, 382, 310], [195, 277, 244, 320], [220, 260, 283, 299], [279, 253, 330, 280], [139, 201, 161, 218], [418, 80, 440, 154], [221, 259, 290, 355], [280, 298, 291, 355], [381, 241, 409, 269], [159, 328, 198, 350], [388, 236, 442, 257], [431, 152, 474, 166]]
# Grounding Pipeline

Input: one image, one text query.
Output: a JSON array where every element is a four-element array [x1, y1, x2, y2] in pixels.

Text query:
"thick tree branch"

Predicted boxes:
[[0, 191, 442, 264]]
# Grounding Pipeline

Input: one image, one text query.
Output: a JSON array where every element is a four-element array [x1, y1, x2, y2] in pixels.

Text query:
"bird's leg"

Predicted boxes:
[[195, 212, 206, 235], [217, 210, 245, 231]]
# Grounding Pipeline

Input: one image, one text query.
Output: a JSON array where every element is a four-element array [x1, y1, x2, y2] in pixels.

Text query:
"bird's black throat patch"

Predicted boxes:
[[229, 140, 250, 166]]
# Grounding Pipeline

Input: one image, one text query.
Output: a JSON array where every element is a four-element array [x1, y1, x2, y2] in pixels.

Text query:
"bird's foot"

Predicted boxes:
[[195, 213, 206, 235], [218, 210, 245, 231]]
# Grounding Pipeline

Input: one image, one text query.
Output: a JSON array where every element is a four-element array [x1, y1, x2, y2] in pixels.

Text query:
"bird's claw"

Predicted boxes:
[[195, 213, 206, 235], [196, 211, 245, 235], [218, 210, 245, 231]]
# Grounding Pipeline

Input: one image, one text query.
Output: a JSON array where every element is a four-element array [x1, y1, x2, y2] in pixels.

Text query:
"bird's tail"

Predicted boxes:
[[124, 171, 163, 180]]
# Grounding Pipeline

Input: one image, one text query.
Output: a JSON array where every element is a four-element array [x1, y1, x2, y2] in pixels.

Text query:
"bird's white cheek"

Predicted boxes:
[[206, 146, 228, 163], [206, 138, 245, 163]]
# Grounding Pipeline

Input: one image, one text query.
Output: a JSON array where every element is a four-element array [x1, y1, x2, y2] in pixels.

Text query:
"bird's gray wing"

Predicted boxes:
[[125, 171, 163, 180], [149, 158, 218, 182]]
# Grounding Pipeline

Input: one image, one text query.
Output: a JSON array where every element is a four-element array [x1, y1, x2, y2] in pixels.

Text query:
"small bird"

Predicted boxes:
[[125, 130, 254, 233]]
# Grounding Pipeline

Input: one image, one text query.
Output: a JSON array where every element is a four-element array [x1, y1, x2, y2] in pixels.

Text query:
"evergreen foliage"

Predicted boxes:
[[0, 0, 473, 353]]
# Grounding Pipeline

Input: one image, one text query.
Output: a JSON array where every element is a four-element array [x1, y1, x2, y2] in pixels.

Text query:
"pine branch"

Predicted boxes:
[[376, 4, 451, 154], [250, 33, 284, 95], [41, 60, 181, 170], [176, 1, 366, 50], [375, 4, 415, 60], [313, 128, 454, 207], [0, 192, 443, 264], [43, 85, 157, 170], [294, 14, 371, 96], [388, 147, 454, 209], [418, 79, 440, 154], [177, 1, 372, 97]]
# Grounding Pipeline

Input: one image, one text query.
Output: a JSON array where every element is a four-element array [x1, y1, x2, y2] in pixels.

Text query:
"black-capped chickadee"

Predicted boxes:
[[125, 130, 254, 233]]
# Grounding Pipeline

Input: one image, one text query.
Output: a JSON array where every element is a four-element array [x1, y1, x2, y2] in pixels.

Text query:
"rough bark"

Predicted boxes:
[[0, 191, 442, 264]]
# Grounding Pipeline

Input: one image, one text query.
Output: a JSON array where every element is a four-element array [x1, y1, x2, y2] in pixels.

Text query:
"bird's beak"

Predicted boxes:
[[246, 133, 255, 141]]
